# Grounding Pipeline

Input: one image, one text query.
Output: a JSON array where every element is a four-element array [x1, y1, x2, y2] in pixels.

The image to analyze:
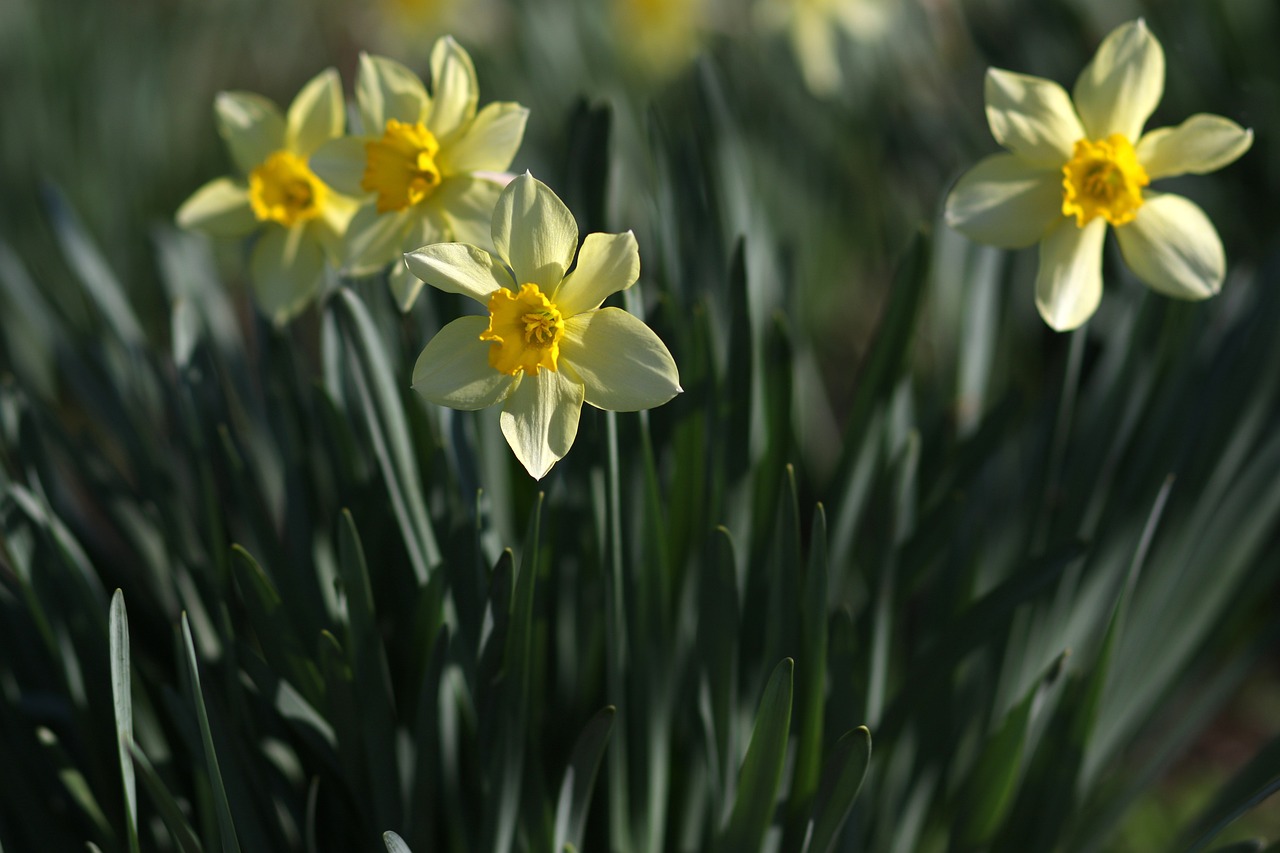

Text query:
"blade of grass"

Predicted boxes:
[[801, 726, 872, 853], [553, 705, 617, 853]]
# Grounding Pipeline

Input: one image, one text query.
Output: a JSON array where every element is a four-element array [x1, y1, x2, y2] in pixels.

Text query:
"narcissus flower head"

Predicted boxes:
[[176, 69, 357, 324], [406, 174, 681, 479], [309, 37, 529, 311], [944, 19, 1252, 331]]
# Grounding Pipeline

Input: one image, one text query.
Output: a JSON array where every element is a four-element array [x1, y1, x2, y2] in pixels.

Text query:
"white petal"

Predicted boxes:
[[560, 308, 681, 411], [356, 53, 429, 135], [412, 316, 514, 409], [250, 226, 327, 325], [1136, 114, 1254, 180], [286, 68, 344, 157], [491, 173, 579, 292], [343, 204, 414, 276], [553, 232, 640, 317], [403, 242, 515, 305], [1035, 218, 1107, 331], [433, 176, 505, 248], [438, 102, 529, 175], [500, 368, 584, 479], [427, 36, 479, 141], [310, 136, 372, 197], [215, 92, 285, 175], [1116, 192, 1224, 300], [1073, 19, 1165, 141], [175, 177, 256, 236], [944, 154, 1064, 249], [984, 68, 1085, 165]]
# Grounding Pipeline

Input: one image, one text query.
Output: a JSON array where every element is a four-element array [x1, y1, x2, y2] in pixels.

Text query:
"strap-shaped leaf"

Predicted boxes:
[[801, 726, 872, 853], [109, 590, 140, 853], [715, 658, 794, 853]]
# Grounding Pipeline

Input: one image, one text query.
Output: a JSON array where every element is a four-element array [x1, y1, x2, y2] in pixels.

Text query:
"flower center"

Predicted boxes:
[[481, 283, 565, 376], [1061, 134, 1149, 228], [248, 150, 326, 227], [361, 119, 443, 213]]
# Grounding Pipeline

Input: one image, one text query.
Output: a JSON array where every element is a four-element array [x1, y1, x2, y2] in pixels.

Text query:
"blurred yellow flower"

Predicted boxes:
[[176, 69, 357, 324], [310, 37, 529, 311], [755, 0, 890, 96], [406, 174, 681, 479], [945, 20, 1253, 331], [614, 0, 705, 81]]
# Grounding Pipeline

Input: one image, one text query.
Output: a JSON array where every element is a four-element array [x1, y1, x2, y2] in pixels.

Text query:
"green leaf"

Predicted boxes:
[[553, 706, 617, 853], [784, 505, 830, 850], [128, 741, 205, 853], [109, 590, 140, 853], [180, 613, 242, 853], [334, 287, 440, 582], [484, 493, 543, 853], [336, 510, 401, 833], [956, 650, 1069, 848], [1183, 768, 1280, 853], [801, 726, 872, 853], [383, 830, 412, 853], [715, 658, 794, 853]]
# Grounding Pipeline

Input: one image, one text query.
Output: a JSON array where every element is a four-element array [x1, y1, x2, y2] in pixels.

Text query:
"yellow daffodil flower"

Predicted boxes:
[[613, 0, 705, 81], [309, 37, 529, 311], [176, 69, 357, 324], [406, 174, 681, 479], [944, 20, 1253, 331], [755, 0, 890, 96]]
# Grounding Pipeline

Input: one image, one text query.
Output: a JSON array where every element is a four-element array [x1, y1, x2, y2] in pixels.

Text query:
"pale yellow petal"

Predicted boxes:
[[944, 154, 1063, 249], [984, 68, 1084, 166], [427, 36, 479, 141], [215, 91, 285, 175], [412, 316, 515, 409], [1116, 192, 1224, 300], [433, 176, 505, 249], [552, 232, 640, 317], [403, 242, 515, 305], [791, 10, 841, 97], [343, 204, 415, 276], [491, 173, 579, 292], [175, 177, 256, 236], [250, 225, 327, 325], [1135, 114, 1253, 181], [438, 102, 529, 175], [286, 68, 344, 157], [1073, 19, 1165, 141], [1035, 218, 1107, 331], [500, 368, 584, 479], [356, 53, 430, 135], [310, 136, 371, 197], [560, 308, 681, 411]]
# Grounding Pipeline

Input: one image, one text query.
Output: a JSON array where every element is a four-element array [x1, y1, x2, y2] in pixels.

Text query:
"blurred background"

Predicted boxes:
[[3, 0, 1279, 848]]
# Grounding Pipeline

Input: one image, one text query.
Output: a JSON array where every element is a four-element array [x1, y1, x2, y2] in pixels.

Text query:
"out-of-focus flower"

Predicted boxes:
[[755, 0, 890, 96], [177, 70, 357, 324], [406, 174, 681, 479], [310, 38, 528, 310], [945, 19, 1253, 331], [613, 0, 706, 81]]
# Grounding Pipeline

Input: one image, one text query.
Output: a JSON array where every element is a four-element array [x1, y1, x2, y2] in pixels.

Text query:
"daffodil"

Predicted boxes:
[[309, 37, 529, 311], [176, 69, 357, 324], [944, 20, 1253, 331], [613, 0, 705, 81], [755, 0, 890, 96], [406, 174, 681, 479]]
